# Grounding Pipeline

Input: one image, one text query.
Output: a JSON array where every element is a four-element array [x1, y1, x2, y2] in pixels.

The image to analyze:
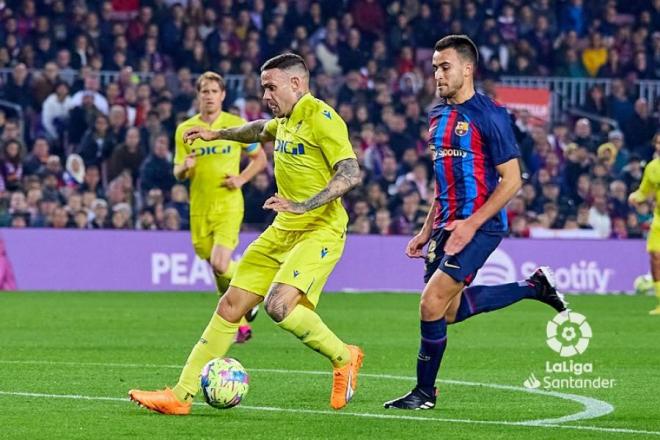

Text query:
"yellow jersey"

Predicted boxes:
[[632, 158, 660, 221], [264, 93, 356, 233], [174, 112, 259, 216]]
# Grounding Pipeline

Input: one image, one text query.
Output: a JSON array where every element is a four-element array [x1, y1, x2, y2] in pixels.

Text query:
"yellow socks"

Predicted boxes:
[[214, 259, 237, 295], [172, 312, 239, 401], [278, 305, 351, 367]]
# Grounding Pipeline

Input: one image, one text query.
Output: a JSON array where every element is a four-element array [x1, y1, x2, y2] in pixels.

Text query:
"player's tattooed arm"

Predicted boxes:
[[182, 119, 275, 144], [300, 158, 361, 211], [263, 158, 361, 214], [217, 119, 275, 144]]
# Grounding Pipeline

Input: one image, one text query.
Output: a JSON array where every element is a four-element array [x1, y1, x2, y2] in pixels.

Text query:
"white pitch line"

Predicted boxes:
[[0, 390, 657, 437], [0, 360, 611, 426], [251, 368, 614, 424]]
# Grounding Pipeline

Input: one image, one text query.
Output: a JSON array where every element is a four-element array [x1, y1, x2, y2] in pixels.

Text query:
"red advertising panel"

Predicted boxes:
[[494, 86, 551, 122]]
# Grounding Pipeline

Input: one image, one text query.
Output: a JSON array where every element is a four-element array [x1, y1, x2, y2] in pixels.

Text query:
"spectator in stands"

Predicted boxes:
[[392, 191, 421, 236], [557, 48, 588, 77], [139, 133, 175, 196], [576, 203, 593, 230], [588, 195, 612, 238], [80, 165, 104, 198], [162, 207, 181, 231], [107, 127, 144, 182], [32, 62, 61, 110], [167, 184, 189, 230], [350, 215, 371, 234], [0, 140, 24, 192], [68, 93, 102, 146], [582, 32, 608, 77], [3, 64, 33, 112], [609, 180, 630, 220], [624, 98, 656, 159], [581, 86, 608, 130], [77, 114, 114, 167], [374, 208, 392, 235], [41, 81, 72, 141], [573, 118, 600, 153], [620, 154, 643, 192], [351, 0, 386, 40], [136, 207, 157, 230], [606, 79, 635, 128], [597, 47, 624, 78], [597, 130, 629, 175], [1, 119, 21, 144], [64, 154, 85, 189], [70, 71, 109, 115], [72, 209, 89, 229], [243, 172, 275, 230], [108, 104, 128, 141], [110, 204, 131, 230], [0, 0, 655, 240]]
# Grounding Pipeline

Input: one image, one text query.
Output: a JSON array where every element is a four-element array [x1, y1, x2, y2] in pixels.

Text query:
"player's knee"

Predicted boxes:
[[420, 295, 447, 320], [216, 292, 241, 322]]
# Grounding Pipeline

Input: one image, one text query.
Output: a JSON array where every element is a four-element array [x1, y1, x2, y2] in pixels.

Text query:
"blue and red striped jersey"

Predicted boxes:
[[427, 92, 520, 232]]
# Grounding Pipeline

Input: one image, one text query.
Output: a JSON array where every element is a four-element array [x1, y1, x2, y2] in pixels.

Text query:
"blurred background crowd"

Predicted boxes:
[[0, 0, 658, 238]]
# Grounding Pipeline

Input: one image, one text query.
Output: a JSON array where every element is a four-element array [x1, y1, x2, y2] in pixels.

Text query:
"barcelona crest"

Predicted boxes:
[[455, 121, 469, 136]]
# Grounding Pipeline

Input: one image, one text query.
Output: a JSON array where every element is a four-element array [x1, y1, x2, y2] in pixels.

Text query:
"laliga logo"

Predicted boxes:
[[546, 311, 592, 357]]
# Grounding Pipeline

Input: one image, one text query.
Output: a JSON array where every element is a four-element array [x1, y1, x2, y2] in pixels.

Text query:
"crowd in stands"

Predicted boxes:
[[0, 0, 658, 238]]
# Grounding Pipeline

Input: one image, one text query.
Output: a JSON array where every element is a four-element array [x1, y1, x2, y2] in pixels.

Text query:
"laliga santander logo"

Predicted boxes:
[[523, 311, 614, 391], [546, 311, 592, 357]]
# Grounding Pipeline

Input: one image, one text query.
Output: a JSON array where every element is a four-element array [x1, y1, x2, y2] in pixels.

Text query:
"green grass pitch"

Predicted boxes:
[[0, 292, 659, 439]]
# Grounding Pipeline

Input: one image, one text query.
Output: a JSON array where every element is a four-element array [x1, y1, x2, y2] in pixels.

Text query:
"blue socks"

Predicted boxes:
[[414, 281, 536, 394], [416, 318, 447, 396], [454, 281, 536, 323]]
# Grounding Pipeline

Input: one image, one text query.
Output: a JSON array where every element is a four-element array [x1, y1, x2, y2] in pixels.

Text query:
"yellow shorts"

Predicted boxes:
[[230, 226, 345, 308], [190, 212, 243, 260], [648, 221, 660, 253]]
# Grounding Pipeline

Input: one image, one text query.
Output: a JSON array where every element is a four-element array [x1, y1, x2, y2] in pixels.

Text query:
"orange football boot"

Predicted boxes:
[[330, 345, 364, 410], [128, 387, 192, 415]]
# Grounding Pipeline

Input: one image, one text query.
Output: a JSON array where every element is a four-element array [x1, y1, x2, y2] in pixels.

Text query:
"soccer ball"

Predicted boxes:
[[633, 274, 654, 296], [200, 357, 249, 409]]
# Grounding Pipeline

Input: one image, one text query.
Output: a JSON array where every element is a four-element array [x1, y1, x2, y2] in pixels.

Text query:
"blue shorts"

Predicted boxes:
[[423, 228, 505, 285]]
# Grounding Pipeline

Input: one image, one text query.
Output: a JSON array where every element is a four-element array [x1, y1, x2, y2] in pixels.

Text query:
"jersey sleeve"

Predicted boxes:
[[483, 107, 521, 166], [313, 106, 356, 167], [264, 118, 278, 138], [173, 123, 189, 165], [632, 164, 655, 202]]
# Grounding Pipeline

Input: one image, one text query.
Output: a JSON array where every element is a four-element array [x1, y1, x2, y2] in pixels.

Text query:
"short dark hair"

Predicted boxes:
[[434, 34, 479, 65], [260, 53, 308, 73]]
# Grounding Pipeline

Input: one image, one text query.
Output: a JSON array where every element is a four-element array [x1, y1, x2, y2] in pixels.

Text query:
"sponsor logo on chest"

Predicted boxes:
[[275, 139, 306, 155], [193, 145, 232, 156], [429, 144, 467, 159]]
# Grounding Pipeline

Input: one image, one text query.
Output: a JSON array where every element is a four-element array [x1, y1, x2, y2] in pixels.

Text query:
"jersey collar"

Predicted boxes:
[[198, 111, 224, 126], [287, 93, 313, 121]]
